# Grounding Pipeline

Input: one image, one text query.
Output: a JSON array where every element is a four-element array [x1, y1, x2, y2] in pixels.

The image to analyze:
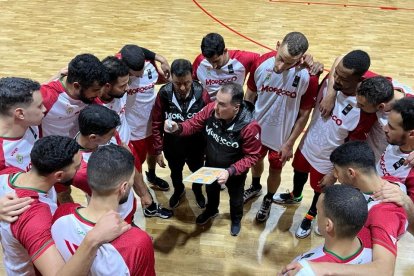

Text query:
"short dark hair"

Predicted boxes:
[[219, 83, 244, 105], [281, 32, 309, 56], [392, 97, 414, 131], [0, 77, 40, 115], [67, 54, 107, 88], [323, 185, 368, 239], [330, 141, 376, 173], [31, 136, 80, 176], [120, 44, 145, 71], [87, 144, 135, 194], [201, 33, 225, 58], [171, 59, 193, 77], [342, 50, 371, 77], [102, 56, 129, 85], [78, 104, 121, 136], [357, 76, 394, 105]]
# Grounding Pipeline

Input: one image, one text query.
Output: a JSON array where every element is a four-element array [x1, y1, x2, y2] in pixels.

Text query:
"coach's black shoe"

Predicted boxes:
[[169, 189, 186, 209], [196, 210, 218, 225], [230, 221, 241, 236], [193, 190, 206, 209], [146, 171, 170, 191]]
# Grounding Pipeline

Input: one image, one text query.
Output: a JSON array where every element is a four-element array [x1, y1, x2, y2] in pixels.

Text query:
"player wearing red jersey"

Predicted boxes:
[[0, 136, 130, 276], [52, 145, 155, 276]]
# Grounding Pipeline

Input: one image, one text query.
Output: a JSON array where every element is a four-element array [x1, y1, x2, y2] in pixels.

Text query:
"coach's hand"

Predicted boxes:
[[164, 119, 179, 133], [217, 170, 229, 185], [0, 193, 33, 223]]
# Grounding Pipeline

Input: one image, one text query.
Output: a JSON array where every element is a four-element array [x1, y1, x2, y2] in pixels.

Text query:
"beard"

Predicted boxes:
[[59, 178, 74, 186], [79, 88, 94, 104], [119, 189, 130, 204]]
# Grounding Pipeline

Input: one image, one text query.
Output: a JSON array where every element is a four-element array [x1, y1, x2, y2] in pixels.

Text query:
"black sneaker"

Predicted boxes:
[[256, 197, 273, 222], [144, 203, 173, 219], [145, 171, 170, 191], [196, 210, 218, 225], [273, 190, 303, 205], [230, 221, 241, 236], [243, 185, 262, 203], [169, 189, 186, 208], [295, 215, 314, 239], [193, 190, 206, 209]]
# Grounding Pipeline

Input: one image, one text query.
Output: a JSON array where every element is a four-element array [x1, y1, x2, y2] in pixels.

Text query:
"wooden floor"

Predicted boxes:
[[1, 0, 414, 275]]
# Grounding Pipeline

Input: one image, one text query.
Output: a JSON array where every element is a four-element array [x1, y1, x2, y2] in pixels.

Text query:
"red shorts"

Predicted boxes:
[[260, 145, 283, 170], [292, 148, 325, 193], [127, 142, 143, 172], [129, 135, 156, 166]]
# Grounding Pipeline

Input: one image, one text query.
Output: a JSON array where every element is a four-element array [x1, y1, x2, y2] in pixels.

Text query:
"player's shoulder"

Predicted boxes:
[[257, 51, 276, 64], [52, 203, 81, 223], [111, 226, 153, 250]]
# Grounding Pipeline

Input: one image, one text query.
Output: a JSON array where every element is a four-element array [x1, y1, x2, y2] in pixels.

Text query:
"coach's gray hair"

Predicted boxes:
[[219, 83, 244, 105], [281, 32, 309, 56]]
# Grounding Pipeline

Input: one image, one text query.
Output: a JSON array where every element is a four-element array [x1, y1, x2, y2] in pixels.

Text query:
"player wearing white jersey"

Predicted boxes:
[[242, 32, 320, 222], [274, 50, 377, 239], [349, 76, 414, 163], [192, 33, 259, 101], [40, 54, 107, 138], [376, 97, 414, 233], [98, 56, 172, 219], [288, 141, 407, 275], [52, 145, 156, 276], [119, 44, 171, 192], [55, 104, 137, 223], [281, 185, 372, 276], [0, 77, 45, 174], [0, 136, 130, 276], [0, 77, 46, 221]]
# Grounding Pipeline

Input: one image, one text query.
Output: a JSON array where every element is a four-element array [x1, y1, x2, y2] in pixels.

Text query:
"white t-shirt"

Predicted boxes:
[[0, 126, 39, 173], [247, 52, 316, 151], [125, 61, 160, 140]]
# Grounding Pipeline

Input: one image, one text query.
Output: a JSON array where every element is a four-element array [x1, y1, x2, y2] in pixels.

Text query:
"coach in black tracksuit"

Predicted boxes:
[[164, 82, 262, 236], [152, 59, 211, 209]]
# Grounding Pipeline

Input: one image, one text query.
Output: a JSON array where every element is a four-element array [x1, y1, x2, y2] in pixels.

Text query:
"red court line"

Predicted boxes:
[[192, 0, 274, 51], [269, 0, 414, 11]]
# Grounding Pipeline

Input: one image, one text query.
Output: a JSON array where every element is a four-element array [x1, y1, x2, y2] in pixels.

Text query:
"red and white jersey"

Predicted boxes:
[[0, 187, 56, 275], [377, 145, 414, 201], [299, 78, 376, 174], [294, 227, 372, 265], [52, 203, 155, 276], [0, 126, 39, 173], [0, 172, 57, 213], [247, 52, 318, 151], [97, 94, 131, 144], [367, 79, 413, 161], [125, 61, 160, 140], [40, 79, 87, 138], [193, 50, 259, 100], [362, 190, 408, 256], [71, 135, 136, 224]]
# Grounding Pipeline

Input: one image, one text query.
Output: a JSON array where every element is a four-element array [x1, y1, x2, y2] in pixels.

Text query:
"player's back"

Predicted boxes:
[[52, 203, 155, 276]]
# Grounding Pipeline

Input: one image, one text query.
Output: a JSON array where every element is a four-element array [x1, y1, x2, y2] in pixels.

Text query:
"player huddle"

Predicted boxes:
[[0, 31, 413, 275]]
